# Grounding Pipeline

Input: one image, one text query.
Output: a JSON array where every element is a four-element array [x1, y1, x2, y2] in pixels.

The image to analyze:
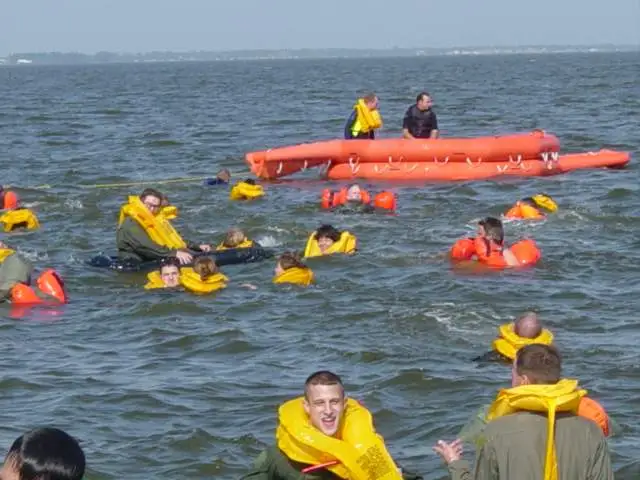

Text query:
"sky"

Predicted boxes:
[[1, 0, 639, 56]]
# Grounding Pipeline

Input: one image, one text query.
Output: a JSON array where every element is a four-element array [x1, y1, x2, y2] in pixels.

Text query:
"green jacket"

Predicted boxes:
[[448, 412, 613, 480], [116, 217, 200, 262], [0, 252, 33, 301], [240, 446, 423, 480]]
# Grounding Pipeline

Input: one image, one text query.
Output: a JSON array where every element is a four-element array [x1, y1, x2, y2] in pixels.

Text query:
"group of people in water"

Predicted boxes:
[[0, 106, 616, 479]]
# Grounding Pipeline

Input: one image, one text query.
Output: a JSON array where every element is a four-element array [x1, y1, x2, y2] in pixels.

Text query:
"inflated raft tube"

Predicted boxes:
[[87, 246, 274, 273], [245, 131, 560, 179], [325, 150, 630, 181]]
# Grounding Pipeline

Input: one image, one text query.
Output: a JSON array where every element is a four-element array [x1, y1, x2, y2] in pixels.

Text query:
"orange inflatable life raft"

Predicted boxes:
[[10, 269, 68, 305], [450, 237, 541, 268]]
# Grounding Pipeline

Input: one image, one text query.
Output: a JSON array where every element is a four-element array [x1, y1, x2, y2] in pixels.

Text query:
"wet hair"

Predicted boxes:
[[160, 256, 181, 272], [515, 344, 562, 385], [243, 178, 256, 185], [478, 216, 504, 244], [278, 251, 308, 271], [363, 93, 377, 104], [416, 91, 431, 103], [223, 228, 247, 248], [315, 224, 341, 243], [140, 188, 163, 203], [216, 168, 231, 182], [193, 256, 218, 280], [304, 371, 344, 398], [5, 427, 85, 480]]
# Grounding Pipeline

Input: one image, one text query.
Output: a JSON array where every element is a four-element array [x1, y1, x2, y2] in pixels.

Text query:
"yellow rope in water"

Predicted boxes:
[[9, 170, 248, 190]]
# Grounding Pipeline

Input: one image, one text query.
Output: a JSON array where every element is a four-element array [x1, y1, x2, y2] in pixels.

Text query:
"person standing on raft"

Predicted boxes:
[[402, 92, 439, 139], [343, 93, 382, 140], [116, 188, 211, 265], [241, 370, 423, 479]]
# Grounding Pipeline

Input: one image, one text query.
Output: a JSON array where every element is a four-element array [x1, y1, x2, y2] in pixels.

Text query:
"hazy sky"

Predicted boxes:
[[2, 0, 639, 56]]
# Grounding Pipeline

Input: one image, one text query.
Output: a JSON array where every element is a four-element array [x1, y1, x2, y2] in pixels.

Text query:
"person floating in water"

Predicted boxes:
[[303, 224, 357, 258], [116, 188, 211, 265], [205, 168, 232, 186], [344, 93, 382, 140], [450, 216, 540, 268], [273, 252, 314, 286], [504, 193, 558, 220], [0, 240, 67, 305], [241, 370, 422, 479], [0, 185, 40, 232], [321, 184, 396, 213], [216, 228, 257, 251], [230, 178, 265, 200]]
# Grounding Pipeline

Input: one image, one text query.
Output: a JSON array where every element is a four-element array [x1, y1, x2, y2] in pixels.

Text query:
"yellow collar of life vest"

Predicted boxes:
[[215, 238, 254, 251], [179, 267, 228, 293], [118, 196, 186, 249], [273, 267, 314, 286], [492, 323, 554, 360], [353, 99, 383, 134], [0, 209, 40, 232], [487, 379, 586, 480], [276, 397, 402, 480], [303, 231, 357, 258], [0, 248, 16, 263], [159, 205, 178, 220], [230, 182, 264, 201]]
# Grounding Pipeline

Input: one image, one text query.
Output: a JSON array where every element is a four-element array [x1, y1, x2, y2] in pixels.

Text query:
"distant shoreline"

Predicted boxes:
[[1, 44, 637, 66]]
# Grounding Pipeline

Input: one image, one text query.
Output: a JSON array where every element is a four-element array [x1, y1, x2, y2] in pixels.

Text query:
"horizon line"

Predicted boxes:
[[2, 42, 639, 57]]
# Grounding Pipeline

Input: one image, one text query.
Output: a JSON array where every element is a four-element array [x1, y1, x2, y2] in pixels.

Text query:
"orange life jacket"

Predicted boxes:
[[578, 396, 610, 437], [450, 237, 541, 268], [1, 191, 19, 210], [321, 188, 371, 209], [504, 201, 545, 220]]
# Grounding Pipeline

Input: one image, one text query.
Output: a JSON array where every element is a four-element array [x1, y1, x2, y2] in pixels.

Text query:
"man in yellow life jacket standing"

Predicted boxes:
[[434, 344, 613, 480], [241, 371, 422, 480], [116, 188, 211, 265], [344, 93, 382, 140]]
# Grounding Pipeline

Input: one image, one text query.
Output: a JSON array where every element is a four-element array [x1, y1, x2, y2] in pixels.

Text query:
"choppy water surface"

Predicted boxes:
[[0, 52, 639, 479]]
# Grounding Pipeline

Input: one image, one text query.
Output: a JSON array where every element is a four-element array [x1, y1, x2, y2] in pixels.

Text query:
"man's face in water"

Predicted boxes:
[[304, 384, 346, 437], [346, 185, 362, 201], [160, 265, 180, 287]]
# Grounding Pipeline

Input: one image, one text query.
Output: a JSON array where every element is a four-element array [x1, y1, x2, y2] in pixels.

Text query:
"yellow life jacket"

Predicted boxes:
[[531, 194, 558, 213], [0, 209, 40, 232], [159, 205, 178, 220], [277, 397, 402, 480], [144, 270, 168, 290], [351, 98, 383, 136], [230, 181, 264, 201], [492, 323, 554, 360], [118, 196, 186, 249], [144, 268, 228, 293], [273, 267, 314, 286], [179, 267, 228, 294], [303, 231, 357, 258], [0, 248, 16, 263], [215, 239, 254, 251], [487, 379, 587, 480]]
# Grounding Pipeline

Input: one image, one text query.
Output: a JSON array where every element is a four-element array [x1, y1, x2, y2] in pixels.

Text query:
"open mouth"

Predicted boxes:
[[321, 417, 336, 429]]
